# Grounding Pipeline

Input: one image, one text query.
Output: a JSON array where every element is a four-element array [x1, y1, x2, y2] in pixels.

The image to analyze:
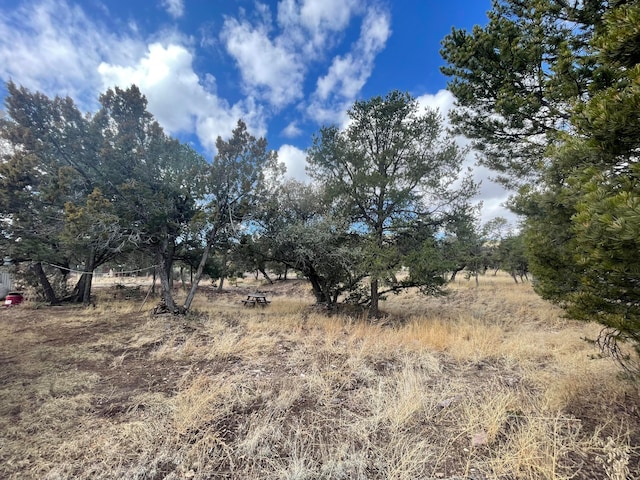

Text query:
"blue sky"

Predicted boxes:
[[0, 0, 514, 224]]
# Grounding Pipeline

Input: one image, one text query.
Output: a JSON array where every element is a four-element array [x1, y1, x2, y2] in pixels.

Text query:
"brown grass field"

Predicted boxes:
[[0, 273, 638, 479]]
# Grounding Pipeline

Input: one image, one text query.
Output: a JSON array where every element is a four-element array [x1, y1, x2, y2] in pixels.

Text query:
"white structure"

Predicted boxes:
[[0, 271, 14, 298]]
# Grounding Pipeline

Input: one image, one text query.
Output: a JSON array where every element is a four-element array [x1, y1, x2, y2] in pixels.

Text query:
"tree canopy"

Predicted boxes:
[[307, 90, 477, 317], [257, 179, 364, 307], [0, 83, 207, 307], [1, 83, 486, 318], [440, 0, 605, 187], [441, 0, 640, 368], [181, 119, 281, 312]]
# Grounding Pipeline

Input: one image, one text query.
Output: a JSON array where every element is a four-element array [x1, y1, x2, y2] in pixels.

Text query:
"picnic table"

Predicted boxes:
[[242, 294, 271, 307]]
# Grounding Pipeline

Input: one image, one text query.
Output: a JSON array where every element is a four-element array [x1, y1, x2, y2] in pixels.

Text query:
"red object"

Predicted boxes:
[[4, 293, 23, 306]]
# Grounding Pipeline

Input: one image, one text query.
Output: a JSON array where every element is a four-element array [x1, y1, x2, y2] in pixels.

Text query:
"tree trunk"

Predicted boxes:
[[369, 226, 384, 318], [31, 262, 59, 305], [219, 250, 229, 290], [259, 268, 273, 284], [67, 250, 95, 304], [183, 223, 219, 311], [156, 256, 179, 313], [82, 272, 93, 304], [82, 250, 94, 305], [450, 265, 465, 282], [73, 274, 87, 303], [155, 237, 180, 313], [180, 266, 186, 290], [369, 277, 380, 318], [332, 290, 340, 305], [307, 272, 328, 303]]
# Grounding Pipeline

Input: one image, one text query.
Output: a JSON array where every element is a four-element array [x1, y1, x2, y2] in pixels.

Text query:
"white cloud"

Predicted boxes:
[[161, 0, 184, 19], [308, 6, 391, 125], [278, 144, 308, 181], [415, 89, 517, 226], [282, 121, 303, 138], [0, 0, 145, 109], [277, 0, 363, 53], [299, 0, 360, 32], [416, 89, 455, 118], [468, 163, 519, 227], [306, 99, 351, 127], [0, 0, 267, 156], [99, 43, 204, 133], [221, 0, 388, 115], [359, 8, 392, 54], [221, 16, 304, 109], [0, 0, 393, 168], [98, 43, 267, 153]]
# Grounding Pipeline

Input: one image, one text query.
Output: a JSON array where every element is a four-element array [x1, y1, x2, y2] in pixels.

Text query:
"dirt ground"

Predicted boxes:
[[1, 278, 639, 479]]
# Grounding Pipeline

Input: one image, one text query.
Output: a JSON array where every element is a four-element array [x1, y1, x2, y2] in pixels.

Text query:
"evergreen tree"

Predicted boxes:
[[308, 90, 477, 317], [561, 1, 640, 366], [0, 83, 206, 306], [182, 120, 281, 312], [442, 0, 640, 367], [257, 180, 364, 306], [440, 0, 605, 187]]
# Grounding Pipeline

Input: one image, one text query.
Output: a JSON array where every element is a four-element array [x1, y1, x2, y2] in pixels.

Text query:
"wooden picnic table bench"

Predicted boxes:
[[242, 294, 271, 307]]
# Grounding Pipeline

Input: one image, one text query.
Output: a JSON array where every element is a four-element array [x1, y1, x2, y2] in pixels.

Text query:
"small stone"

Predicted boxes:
[[471, 431, 489, 447], [437, 395, 461, 409]]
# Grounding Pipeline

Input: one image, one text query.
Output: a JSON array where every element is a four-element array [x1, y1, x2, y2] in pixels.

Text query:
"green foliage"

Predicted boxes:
[[282, 217, 363, 305], [62, 189, 124, 263], [182, 120, 282, 311], [0, 83, 207, 305], [567, 167, 640, 363], [443, 0, 640, 367], [440, 0, 604, 187], [402, 238, 448, 295], [496, 233, 529, 283], [444, 207, 489, 282], [255, 179, 363, 305], [206, 120, 280, 228], [0, 84, 90, 268], [0, 83, 105, 302], [307, 90, 477, 316], [561, 2, 640, 363]]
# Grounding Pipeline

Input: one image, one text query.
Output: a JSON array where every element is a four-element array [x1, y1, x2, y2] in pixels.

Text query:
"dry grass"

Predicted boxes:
[[0, 274, 639, 479]]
